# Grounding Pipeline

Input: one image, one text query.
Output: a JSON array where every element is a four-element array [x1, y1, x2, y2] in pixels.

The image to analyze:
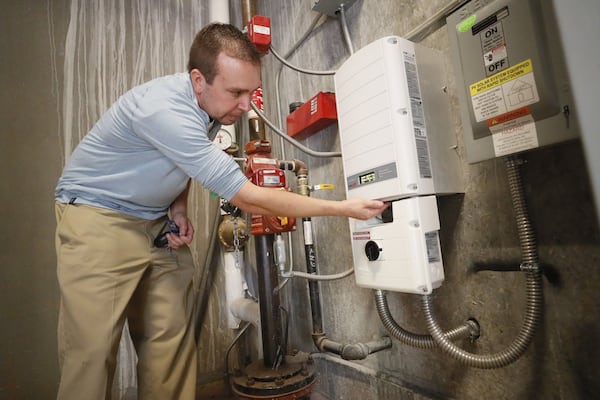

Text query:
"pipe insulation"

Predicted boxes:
[[223, 251, 245, 329], [230, 297, 263, 361]]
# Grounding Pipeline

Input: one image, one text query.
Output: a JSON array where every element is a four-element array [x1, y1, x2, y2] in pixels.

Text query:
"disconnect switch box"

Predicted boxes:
[[286, 92, 337, 139]]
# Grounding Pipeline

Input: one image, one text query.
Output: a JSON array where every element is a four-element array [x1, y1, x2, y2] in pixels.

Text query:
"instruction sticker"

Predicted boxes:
[[489, 107, 538, 156], [352, 231, 371, 241], [469, 59, 539, 122]]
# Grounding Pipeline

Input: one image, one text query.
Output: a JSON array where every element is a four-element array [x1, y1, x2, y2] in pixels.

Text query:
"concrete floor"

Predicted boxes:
[[197, 380, 329, 400]]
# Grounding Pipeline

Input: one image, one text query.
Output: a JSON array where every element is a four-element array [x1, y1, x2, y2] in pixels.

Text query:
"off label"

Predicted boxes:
[[469, 59, 539, 122]]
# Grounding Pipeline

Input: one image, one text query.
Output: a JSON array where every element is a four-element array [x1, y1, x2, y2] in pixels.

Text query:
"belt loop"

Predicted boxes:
[[68, 197, 77, 205]]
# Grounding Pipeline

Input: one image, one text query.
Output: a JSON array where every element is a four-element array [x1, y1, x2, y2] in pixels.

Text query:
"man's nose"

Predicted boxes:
[[238, 94, 252, 112]]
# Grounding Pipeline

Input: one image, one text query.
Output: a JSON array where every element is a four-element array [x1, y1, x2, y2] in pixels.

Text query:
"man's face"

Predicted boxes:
[[192, 53, 261, 125]]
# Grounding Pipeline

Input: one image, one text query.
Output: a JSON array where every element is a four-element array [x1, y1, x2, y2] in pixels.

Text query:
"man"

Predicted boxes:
[[54, 23, 387, 400]]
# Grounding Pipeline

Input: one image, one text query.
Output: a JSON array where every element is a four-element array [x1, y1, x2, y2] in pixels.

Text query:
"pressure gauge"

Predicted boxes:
[[213, 129, 233, 150]]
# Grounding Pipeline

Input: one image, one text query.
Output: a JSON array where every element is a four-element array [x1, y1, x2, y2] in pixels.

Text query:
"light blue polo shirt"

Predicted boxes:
[[55, 73, 248, 220]]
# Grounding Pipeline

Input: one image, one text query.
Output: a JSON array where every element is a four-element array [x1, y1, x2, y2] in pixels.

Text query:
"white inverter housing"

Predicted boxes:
[[334, 36, 462, 201], [335, 36, 461, 293], [350, 196, 444, 294]]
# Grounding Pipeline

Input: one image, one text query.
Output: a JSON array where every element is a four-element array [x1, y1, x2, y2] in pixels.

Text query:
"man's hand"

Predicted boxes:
[[167, 212, 194, 249], [342, 198, 389, 220]]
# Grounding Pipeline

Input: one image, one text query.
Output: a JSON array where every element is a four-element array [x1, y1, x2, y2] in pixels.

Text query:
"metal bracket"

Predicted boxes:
[[312, 0, 358, 17]]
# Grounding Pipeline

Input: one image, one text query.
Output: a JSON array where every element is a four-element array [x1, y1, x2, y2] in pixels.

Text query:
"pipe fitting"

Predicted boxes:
[[341, 343, 370, 360], [218, 215, 248, 251], [465, 319, 481, 342], [279, 159, 310, 196], [292, 159, 308, 176], [341, 338, 393, 360], [313, 335, 391, 360], [520, 262, 540, 272]]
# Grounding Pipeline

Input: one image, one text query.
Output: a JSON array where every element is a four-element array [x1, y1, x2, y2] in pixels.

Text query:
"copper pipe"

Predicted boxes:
[[241, 0, 256, 25]]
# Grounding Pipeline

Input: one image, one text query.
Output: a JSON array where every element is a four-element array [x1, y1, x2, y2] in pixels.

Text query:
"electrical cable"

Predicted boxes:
[[250, 101, 342, 158], [280, 267, 354, 281], [269, 43, 336, 76], [338, 3, 354, 54]]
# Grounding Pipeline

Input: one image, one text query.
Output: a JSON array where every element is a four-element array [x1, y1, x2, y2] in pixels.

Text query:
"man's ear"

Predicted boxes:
[[190, 69, 206, 94]]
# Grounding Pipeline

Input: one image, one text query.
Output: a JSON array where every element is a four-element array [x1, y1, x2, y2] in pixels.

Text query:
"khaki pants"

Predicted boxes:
[[55, 202, 197, 400]]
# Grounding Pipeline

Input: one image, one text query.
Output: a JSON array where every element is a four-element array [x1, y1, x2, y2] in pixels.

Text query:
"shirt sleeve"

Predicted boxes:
[[130, 89, 249, 200]]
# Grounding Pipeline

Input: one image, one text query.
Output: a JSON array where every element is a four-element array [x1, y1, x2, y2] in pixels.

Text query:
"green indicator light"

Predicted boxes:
[[457, 14, 476, 33]]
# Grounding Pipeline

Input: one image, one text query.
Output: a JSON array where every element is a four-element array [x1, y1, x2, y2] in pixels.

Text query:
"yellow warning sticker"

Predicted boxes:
[[469, 59, 539, 122], [469, 59, 534, 96]]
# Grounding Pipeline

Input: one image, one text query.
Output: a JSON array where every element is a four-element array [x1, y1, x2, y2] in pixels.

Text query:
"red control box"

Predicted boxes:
[[248, 15, 271, 54], [286, 92, 337, 139], [243, 139, 296, 235]]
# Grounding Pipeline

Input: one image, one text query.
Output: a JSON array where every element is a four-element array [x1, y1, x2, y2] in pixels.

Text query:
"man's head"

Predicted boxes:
[[188, 23, 263, 125], [188, 23, 262, 82]]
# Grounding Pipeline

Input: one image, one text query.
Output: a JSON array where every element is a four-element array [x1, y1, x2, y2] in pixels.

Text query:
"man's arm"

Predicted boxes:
[[230, 181, 388, 220]]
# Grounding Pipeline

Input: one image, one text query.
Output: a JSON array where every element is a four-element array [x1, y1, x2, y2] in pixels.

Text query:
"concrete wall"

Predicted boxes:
[[0, 1, 67, 397], [252, 1, 600, 399], [1, 0, 599, 399]]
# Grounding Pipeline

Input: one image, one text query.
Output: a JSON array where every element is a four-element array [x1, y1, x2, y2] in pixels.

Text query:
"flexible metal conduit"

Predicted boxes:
[[374, 289, 478, 349], [422, 155, 543, 368]]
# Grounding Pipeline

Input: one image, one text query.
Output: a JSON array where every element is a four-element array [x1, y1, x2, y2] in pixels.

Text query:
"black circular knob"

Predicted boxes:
[[365, 241, 381, 261]]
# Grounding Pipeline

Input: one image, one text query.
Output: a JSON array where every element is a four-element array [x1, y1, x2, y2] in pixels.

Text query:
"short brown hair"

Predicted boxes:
[[187, 23, 262, 84]]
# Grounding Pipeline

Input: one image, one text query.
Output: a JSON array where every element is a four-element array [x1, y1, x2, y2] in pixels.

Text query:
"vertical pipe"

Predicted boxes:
[[241, 0, 257, 26], [303, 218, 323, 336], [255, 235, 283, 368], [209, 0, 230, 23], [295, 165, 324, 337]]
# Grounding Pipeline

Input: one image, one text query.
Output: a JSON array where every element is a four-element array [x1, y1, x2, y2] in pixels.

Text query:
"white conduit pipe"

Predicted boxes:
[[280, 267, 354, 281], [209, 0, 230, 23]]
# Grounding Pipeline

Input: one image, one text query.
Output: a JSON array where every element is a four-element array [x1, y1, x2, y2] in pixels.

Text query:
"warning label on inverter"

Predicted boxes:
[[469, 59, 539, 122]]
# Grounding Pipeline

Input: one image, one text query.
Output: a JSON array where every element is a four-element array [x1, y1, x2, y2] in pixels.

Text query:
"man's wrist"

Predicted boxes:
[[170, 210, 187, 219]]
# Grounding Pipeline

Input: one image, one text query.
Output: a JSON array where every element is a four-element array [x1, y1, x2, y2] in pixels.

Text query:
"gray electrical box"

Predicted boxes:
[[447, 0, 579, 163]]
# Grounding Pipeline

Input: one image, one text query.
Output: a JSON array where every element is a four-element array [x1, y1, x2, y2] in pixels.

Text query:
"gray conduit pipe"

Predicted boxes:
[[375, 289, 478, 349], [338, 3, 354, 55], [250, 102, 342, 158], [421, 155, 543, 368], [315, 336, 392, 361]]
